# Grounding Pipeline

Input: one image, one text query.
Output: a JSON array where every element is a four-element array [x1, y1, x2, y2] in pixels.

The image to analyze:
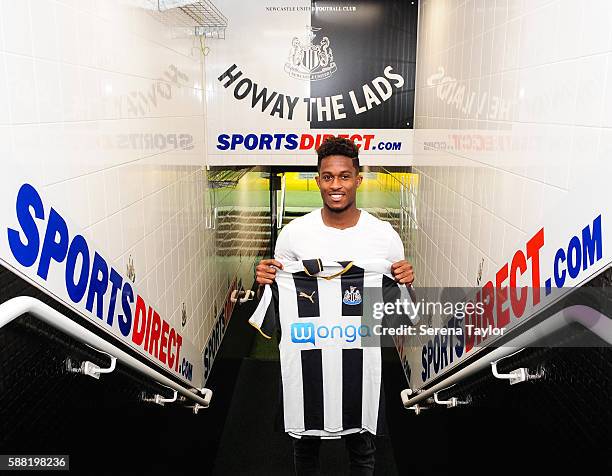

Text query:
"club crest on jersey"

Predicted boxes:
[[285, 26, 337, 81], [343, 286, 362, 305]]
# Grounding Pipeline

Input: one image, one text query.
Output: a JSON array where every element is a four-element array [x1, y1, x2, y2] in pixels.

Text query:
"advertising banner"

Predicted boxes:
[[205, 0, 418, 166], [203, 277, 240, 383], [396, 163, 612, 390], [0, 182, 203, 389]]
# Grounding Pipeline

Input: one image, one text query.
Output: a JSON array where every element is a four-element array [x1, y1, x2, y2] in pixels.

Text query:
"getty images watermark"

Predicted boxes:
[[370, 296, 491, 337], [289, 286, 612, 348]]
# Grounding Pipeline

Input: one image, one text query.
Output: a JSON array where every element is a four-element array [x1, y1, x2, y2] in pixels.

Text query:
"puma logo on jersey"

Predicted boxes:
[[299, 291, 316, 303]]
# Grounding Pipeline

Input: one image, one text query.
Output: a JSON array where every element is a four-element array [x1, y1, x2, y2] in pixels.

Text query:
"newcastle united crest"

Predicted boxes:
[[285, 26, 337, 81], [342, 286, 362, 306]]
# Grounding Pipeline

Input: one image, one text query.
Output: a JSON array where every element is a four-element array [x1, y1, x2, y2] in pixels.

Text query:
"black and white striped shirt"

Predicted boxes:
[[249, 258, 409, 438]]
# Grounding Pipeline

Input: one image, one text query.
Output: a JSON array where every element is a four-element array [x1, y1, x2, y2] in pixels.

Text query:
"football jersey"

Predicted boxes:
[[249, 258, 411, 437]]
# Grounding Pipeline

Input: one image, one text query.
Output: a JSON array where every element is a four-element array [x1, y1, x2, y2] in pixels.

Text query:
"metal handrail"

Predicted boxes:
[[0, 296, 212, 411], [401, 304, 612, 409]]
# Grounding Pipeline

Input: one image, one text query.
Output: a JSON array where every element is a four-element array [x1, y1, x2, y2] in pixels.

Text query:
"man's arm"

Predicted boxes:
[[387, 225, 415, 285], [391, 260, 415, 285], [255, 225, 294, 298], [274, 223, 295, 261]]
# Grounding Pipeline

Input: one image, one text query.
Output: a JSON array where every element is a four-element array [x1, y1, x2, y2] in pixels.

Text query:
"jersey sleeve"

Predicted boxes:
[[248, 283, 278, 339], [274, 224, 296, 261], [386, 224, 406, 263]]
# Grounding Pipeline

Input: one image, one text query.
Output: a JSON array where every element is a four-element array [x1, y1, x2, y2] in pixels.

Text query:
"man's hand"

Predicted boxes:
[[255, 259, 283, 285], [391, 260, 414, 285]]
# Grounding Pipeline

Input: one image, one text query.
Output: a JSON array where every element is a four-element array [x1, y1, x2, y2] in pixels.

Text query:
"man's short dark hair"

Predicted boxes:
[[316, 136, 360, 172]]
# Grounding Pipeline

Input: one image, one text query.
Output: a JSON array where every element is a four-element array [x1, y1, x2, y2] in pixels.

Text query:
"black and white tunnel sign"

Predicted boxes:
[[206, 0, 418, 163]]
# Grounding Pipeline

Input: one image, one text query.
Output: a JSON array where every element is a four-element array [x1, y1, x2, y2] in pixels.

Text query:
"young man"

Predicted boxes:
[[255, 136, 414, 475]]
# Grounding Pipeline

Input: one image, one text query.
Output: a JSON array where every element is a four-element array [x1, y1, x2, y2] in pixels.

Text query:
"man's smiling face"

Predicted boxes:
[[315, 155, 362, 213]]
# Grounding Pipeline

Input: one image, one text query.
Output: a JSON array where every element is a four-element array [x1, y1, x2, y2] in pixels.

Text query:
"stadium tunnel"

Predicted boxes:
[[1, 1, 611, 475]]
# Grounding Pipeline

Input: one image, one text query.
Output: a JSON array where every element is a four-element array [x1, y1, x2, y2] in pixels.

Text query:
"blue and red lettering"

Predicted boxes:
[[5, 183, 192, 381]]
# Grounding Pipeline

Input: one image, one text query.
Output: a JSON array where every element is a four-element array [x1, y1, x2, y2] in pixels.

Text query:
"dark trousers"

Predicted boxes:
[[293, 432, 376, 476]]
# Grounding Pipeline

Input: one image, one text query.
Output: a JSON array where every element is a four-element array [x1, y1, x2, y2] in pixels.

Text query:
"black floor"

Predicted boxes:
[[1, 273, 611, 475], [212, 358, 399, 475]]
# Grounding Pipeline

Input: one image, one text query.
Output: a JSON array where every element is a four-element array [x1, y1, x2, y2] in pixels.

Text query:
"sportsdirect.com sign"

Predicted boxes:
[[216, 132, 402, 152], [2, 183, 202, 388], [396, 213, 606, 390]]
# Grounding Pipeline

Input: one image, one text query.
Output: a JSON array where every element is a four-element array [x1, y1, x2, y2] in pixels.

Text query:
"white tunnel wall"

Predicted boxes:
[[2, 0, 611, 381], [412, 0, 612, 288], [0, 0, 233, 358]]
